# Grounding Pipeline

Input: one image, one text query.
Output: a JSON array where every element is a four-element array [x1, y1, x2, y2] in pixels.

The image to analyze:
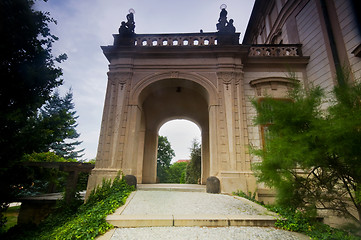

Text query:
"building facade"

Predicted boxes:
[[86, 0, 360, 201]]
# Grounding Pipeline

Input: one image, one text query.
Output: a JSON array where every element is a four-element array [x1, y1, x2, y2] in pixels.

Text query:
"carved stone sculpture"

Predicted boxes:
[[216, 6, 236, 34], [119, 9, 135, 37]]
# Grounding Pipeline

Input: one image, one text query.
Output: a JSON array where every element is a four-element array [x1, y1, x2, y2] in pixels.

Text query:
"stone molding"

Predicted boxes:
[[130, 71, 218, 105], [250, 77, 299, 97]]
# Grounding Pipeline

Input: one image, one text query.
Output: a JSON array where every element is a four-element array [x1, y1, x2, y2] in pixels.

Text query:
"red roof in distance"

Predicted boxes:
[[175, 159, 190, 163]]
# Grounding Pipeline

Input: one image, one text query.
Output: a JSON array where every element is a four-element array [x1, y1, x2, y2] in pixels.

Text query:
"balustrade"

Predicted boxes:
[[134, 33, 218, 47], [113, 33, 303, 58], [249, 44, 302, 57]]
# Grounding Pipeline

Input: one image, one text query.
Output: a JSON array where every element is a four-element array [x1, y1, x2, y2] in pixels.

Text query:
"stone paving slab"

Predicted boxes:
[[107, 227, 310, 240], [107, 215, 174, 227], [100, 187, 309, 240], [120, 190, 275, 216], [138, 184, 206, 192], [107, 190, 279, 228], [107, 214, 278, 228]]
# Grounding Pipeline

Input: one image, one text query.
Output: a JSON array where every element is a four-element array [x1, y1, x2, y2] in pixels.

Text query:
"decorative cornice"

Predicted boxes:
[[249, 77, 299, 87], [250, 77, 299, 96]]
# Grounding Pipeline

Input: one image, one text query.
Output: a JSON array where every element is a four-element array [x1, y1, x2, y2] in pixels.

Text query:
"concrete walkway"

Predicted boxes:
[[97, 184, 309, 240]]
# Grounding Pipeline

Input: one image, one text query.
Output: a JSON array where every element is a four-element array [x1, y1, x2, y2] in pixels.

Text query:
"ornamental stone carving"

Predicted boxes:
[[107, 72, 132, 90], [170, 71, 179, 78], [217, 72, 242, 90]]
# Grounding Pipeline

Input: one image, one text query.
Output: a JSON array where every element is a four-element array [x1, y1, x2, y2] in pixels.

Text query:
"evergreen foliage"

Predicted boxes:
[[157, 135, 175, 183], [36, 90, 84, 159], [0, 0, 67, 228], [252, 72, 361, 225], [0, 0, 87, 230], [185, 139, 201, 184]]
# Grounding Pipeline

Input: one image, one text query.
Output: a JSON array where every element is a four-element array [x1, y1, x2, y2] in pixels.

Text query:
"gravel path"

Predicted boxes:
[[110, 226, 307, 240], [102, 190, 309, 240], [121, 191, 268, 216]]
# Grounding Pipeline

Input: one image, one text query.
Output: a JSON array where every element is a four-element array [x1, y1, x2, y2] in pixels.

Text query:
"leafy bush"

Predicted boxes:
[[234, 190, 258, 203], [234, 191, 361, 240], [252, 73, 361, 224], [166, 161, 187, 183], [270, 206, 360, 240], [2, 175, 134, 240]]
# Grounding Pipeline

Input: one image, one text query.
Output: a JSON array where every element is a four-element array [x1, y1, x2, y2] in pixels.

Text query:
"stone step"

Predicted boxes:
[[106, 214, 277, 228], [137, 184, 206, 192]]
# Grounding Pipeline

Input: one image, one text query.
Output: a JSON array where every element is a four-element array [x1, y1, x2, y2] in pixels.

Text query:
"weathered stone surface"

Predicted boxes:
[[206, 176, 220, 193], [124, 175, 137, 188], [17, 200, 57, 225]]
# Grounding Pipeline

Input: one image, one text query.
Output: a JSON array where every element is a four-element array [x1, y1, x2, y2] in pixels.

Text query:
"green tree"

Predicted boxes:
[[37, 90, 84, 159], [166, 161, 188, 183], [157, 136, 175, 183], [252, 72, 361, 225], [185, 139, 201, 184], [0, 0, 66, 230]]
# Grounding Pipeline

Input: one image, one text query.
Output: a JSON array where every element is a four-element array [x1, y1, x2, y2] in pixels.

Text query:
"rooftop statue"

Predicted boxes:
[[216, 4, 236, 34], [119, 8, 136, 37], [217, 7, 228, 32]]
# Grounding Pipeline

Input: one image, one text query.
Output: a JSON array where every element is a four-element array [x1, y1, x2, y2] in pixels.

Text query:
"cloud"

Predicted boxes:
[[34, 0, 254, 161], [159, 120, 201, 163]]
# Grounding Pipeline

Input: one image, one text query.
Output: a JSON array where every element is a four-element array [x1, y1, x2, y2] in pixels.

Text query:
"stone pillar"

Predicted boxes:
[[135, 116, 146, 183], [208, 105, 219, 177], [123, 104, 142, 175], [215, 71, 257, 194], [142, 129, 158, 183], [64, 170, 79, 203], [201, 129, 210, 184], [86, 71, 132, 198]]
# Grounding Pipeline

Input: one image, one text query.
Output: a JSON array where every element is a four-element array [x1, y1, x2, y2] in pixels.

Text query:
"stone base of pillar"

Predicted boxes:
[[217, 171, 258, 196], [257, 188, 276, 204], [124, 174, 137, 189], [206, 176, 220, 193], [85, 168, 121, 200]]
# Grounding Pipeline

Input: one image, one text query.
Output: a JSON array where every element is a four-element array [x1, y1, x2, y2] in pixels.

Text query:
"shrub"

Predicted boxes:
[[234, 190, 361, 240], [2, 175, 134, 240]]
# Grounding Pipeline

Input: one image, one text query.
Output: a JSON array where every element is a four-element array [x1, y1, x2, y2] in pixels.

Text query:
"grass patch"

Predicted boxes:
[[1, 175, 134, 240], [3, 206, 20, 231], [234, 190, 361, 240]]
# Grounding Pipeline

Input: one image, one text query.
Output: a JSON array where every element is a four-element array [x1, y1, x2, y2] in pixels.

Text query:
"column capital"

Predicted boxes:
[[217, 71, 243, 90], [107, 71, 133, 89]]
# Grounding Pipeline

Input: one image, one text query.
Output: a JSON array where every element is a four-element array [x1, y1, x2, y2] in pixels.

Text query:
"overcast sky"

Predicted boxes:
[[34, 0, 255, 162]]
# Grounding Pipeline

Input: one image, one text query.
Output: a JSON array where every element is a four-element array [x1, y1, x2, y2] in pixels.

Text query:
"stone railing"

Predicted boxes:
[[113, 32, 240, 47], [135, 33, 218, 46], [249, 44, 303, 57]]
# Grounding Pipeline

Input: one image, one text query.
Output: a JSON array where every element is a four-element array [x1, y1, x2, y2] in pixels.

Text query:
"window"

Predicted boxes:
[[258, 98, 291, 148]]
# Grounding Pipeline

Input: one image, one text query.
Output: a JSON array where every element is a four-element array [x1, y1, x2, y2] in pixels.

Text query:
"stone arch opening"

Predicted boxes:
[[137, 78, 210, 184], [157, 119, 201, 182]]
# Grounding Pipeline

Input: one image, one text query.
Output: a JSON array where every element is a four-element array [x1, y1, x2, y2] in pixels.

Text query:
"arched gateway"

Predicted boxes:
[[86, 8, 309, 199]]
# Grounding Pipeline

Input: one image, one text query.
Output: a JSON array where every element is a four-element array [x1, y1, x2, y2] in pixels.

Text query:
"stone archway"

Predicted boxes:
[[136, 78, 210, 184], [85, 30, 265, 198]]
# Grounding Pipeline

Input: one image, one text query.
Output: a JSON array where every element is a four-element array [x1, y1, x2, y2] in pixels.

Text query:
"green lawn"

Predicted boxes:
[[4, 206, 20, 231]]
